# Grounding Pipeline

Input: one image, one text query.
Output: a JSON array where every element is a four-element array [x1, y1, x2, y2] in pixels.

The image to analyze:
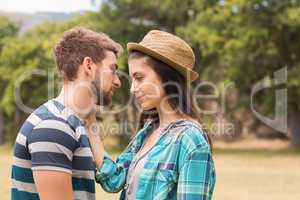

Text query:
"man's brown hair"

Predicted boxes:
[[54, 27, 123, 81]]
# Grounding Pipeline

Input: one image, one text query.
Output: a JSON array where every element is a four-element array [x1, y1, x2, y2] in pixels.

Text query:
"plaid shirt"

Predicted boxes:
[[95, 120, 216, 200]]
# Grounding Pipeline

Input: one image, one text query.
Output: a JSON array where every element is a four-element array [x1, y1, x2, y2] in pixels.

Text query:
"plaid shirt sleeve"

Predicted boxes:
[[95, 122, 152, 193], [95, 150, 133, 193], [177, 145, 215, 200]]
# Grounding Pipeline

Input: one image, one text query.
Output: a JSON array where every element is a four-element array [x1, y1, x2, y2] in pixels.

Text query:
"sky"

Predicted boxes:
[[0, 0, 100, 13]]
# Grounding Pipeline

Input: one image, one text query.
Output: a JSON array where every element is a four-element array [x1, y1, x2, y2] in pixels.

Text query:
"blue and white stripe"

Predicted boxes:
[[11, 98, 96, 200]]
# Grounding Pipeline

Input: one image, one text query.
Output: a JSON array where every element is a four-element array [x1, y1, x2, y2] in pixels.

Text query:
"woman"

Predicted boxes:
[[87, 30, 216, 200]]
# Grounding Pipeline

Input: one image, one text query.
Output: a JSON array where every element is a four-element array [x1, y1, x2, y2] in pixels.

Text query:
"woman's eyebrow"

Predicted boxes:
[[109, 64, 118, 70], [132, 72, 143, 77]]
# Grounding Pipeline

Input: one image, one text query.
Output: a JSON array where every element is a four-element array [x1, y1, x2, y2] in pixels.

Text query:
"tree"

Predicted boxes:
[[0, 16, 18, 144], [180, 0, 300, 147]]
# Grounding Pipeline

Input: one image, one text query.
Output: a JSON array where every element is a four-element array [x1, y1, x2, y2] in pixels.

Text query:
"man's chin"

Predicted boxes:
[[104, 99, 112, 106], [141, 103, 155, 111], [97, 96, 112, 106]]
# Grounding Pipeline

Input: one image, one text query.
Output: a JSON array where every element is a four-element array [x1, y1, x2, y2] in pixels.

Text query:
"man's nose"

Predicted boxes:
[[114, 75, 121, 88]]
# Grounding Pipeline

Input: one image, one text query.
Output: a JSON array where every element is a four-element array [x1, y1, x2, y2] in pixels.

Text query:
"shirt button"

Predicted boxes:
[[127, 187, 132, 195]]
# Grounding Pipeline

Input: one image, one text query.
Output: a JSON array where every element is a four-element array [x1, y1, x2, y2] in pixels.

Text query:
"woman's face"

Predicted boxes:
[[128, 57, 165, 110]]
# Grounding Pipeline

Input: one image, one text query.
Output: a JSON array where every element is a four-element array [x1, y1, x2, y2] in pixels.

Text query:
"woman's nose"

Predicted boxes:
[[130, 81, 137, 94]]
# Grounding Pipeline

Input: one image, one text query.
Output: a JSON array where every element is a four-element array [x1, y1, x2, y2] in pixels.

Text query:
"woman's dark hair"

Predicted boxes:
[[129, 50, 213, 150]]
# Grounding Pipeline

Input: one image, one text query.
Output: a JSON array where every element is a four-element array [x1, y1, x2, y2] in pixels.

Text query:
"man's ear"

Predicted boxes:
[[82, 57, 93, 78]]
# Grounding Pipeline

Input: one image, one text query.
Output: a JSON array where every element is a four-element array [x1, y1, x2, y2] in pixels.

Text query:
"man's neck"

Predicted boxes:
[[57, 82, 93, 120]]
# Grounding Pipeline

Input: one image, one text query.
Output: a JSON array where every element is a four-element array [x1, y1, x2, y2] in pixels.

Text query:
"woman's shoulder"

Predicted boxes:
[[169, 119, 210, 151], [166, 120, 212, 169]]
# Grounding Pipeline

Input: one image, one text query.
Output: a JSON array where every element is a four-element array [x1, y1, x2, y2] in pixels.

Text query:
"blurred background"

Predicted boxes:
[[0, 0, 299, 199]]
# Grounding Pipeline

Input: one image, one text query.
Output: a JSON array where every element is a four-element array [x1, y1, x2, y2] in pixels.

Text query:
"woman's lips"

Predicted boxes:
[[136, 95, 145, 103]]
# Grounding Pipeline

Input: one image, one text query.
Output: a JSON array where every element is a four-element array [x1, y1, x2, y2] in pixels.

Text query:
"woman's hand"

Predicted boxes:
[[84, 111, 105, 169]]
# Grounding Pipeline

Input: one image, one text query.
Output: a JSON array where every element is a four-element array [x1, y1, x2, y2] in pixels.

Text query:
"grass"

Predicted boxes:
[[1, 140, 300, 200]]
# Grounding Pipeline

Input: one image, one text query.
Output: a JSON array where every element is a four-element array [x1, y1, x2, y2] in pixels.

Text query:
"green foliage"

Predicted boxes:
[[179, 0, 300, 113], [0, 0, 299, 142], [0, 16, 18, 50]]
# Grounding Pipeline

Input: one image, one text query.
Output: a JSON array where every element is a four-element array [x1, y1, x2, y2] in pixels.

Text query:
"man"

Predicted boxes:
[[11, 27, 122, 200]]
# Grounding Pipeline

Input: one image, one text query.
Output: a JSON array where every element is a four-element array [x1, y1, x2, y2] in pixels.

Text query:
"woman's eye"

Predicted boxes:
[[136, 76, 143, 81]]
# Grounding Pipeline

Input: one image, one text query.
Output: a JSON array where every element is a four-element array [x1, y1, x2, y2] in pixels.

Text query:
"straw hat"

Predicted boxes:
[[127, 30, 199, 82]]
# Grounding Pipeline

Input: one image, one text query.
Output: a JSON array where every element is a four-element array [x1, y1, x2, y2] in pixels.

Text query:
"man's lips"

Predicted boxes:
[[110, 89, 116, 96]]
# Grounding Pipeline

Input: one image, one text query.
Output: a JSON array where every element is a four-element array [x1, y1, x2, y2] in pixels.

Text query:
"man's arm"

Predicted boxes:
[[27, 119, 77, 199], [33, 171, 73, 200]]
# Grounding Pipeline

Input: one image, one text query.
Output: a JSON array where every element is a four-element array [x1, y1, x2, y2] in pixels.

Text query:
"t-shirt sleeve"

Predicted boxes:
[[27, 119, 77, 174]]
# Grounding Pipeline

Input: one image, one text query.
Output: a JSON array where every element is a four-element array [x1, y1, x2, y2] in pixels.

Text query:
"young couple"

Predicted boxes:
[[11, 27, 215, 200]]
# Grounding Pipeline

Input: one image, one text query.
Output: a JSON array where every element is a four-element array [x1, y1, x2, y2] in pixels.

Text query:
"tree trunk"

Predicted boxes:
[[10, 108, 26, 142], [289, 112, 300, 148], [0, 108, 4, 145]]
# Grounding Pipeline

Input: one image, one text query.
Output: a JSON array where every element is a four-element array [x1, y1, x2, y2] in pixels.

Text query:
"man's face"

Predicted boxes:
[[92, 50, 121, 106]]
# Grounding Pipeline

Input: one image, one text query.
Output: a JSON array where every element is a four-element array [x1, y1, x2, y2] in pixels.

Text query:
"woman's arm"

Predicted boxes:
[[176, 125, 216, 200], [85, 112, 105, 169], [177, 147, 215, 200], [85, 112, 135, 193], [87, 128, 105, 169], [88, 130, 130, 193]]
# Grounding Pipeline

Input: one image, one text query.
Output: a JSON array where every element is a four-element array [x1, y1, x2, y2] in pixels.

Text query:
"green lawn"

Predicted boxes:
[[1, 144, 300, 200]]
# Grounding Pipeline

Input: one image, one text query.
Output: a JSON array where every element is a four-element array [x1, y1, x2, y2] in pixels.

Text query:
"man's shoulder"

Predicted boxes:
[[19, 100, 75, 138], [32, 99, 64, 121]]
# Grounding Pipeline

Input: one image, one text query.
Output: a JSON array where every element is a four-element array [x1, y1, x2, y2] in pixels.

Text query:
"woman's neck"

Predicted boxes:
[[156, 101, 185, 127]]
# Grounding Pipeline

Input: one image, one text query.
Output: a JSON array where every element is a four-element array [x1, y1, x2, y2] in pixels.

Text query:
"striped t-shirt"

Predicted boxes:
[[11, 98, 96, 200]]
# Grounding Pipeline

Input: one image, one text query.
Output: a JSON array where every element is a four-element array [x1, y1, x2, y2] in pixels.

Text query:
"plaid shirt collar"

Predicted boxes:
[[130, 119, 202, 153]]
